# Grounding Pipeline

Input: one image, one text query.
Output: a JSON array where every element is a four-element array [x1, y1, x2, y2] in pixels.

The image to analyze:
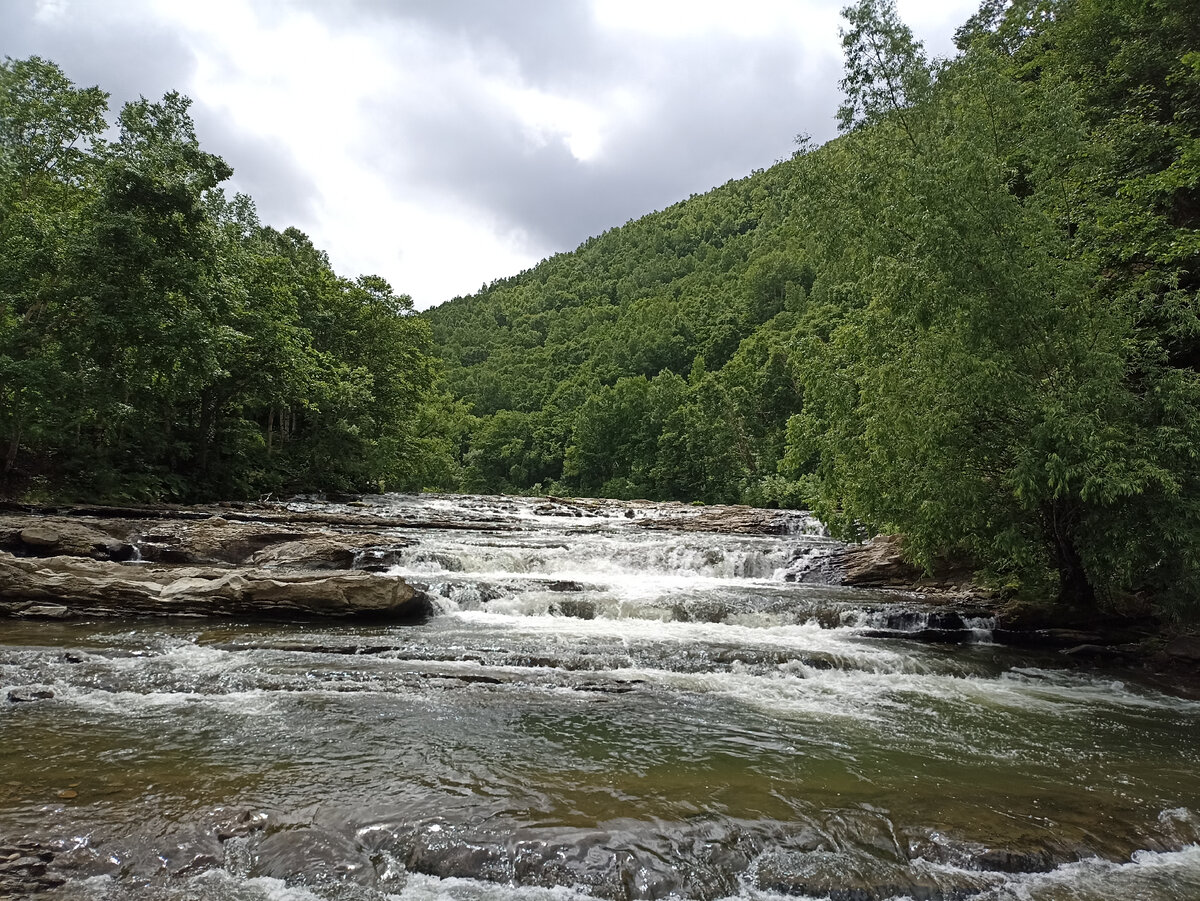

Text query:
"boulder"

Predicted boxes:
[[0, 516, 135, 561], [831, 535, 924, 587], [0, 551, 429, 621], [554, 599, 596, 620], [1163, 635, 1200, 662]]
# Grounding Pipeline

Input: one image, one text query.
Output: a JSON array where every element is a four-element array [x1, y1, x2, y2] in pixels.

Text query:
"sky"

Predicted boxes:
[[1, 0, 979, 308]]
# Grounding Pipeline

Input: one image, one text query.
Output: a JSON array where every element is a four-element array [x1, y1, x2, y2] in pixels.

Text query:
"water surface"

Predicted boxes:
[[2, 494, 1197, 899]]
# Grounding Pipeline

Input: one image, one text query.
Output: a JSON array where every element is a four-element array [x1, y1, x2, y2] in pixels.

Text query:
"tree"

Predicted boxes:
[[785, 0, 1200, 607]]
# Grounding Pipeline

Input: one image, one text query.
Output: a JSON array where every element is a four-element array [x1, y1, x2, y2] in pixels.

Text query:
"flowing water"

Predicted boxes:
[[2, 494, 1199, 900]]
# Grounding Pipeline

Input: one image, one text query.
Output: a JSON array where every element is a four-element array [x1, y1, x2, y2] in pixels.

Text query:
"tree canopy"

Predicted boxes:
[[0, 57, 444, 500], [426, 0, 1200, 613]]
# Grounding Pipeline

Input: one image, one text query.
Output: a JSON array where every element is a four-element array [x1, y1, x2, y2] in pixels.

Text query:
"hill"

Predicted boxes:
[[426, 0, 1200, 612]]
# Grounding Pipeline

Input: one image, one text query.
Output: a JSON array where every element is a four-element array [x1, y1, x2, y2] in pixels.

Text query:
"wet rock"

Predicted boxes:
[[1060, 643, 1140, 662], [638, 505, 795, 535], [0, 551, 430, 621], [20, 604, 71, 619], [436, 673, 504, 686], [553, 599, 596, 620], [251, 825, 375, 884], [831, 536, 924, 588], [407, 837, 511, 883], [0, 516, 134, 562], [173, 853, 221, 878], [992, 628, 1108, 648], [214, 810, 270, 842], [0, 842, 65, 895], [546, 579, 584, 592], [411, 551, 464, 572], [7, 687, 54, 703], [672, 601, 728, 623], [0, 856, 47, 877], [972, 847, 1057, 873], [246, 535, 412, 570], [860, 628, 974, 644], [1163, 635, 1200, 662]]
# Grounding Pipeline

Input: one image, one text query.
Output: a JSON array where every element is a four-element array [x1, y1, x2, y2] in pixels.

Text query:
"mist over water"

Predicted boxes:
[[2, 494, 1198, 900]]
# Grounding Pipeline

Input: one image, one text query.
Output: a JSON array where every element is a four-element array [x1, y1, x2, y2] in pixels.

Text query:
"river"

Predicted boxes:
[[2, 493, 1198, 900]]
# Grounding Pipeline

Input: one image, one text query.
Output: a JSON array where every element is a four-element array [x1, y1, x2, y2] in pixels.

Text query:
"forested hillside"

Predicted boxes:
[[428, 0, 1200, 610], [0, 58, 446, 500], [428, 154, 813, 506]]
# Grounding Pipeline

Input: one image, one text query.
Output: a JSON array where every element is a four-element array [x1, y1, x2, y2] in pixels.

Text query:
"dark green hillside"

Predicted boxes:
[[426, 160, 816, 505], [427, 0, 1200, 612]]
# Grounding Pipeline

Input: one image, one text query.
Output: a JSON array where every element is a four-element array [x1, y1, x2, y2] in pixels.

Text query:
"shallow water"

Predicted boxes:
[[1, 494, 1198, 900]]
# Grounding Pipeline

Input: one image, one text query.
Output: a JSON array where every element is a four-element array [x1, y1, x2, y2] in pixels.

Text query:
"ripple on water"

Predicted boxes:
[[2, 495, 1199, 900]]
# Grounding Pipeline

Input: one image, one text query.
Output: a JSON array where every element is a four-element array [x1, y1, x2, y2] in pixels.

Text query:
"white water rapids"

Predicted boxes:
[[1, 493, 1198, 900]]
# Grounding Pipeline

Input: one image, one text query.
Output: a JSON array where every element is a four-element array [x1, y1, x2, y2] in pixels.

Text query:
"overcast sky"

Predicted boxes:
[[2, 0, 978, 308]]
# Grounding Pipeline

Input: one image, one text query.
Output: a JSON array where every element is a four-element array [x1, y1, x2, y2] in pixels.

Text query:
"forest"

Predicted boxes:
[[425, 0, 1200, 610], [0, 59, 446, 501], [2, 0, 1199, 611]]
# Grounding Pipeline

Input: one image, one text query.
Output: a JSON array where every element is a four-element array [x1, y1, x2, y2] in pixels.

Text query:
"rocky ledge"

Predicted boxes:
[[0, 553, 428, 621], [0, 507, 429, 622]]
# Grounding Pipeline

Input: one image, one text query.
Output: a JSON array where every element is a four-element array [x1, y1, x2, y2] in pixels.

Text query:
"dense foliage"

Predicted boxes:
[[0, 58, 442, 500], [428, 0, 1200, 610]]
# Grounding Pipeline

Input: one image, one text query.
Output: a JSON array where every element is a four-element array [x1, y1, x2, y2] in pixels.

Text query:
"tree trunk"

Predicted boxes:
[[1043, 500, 1096, 608], [197, 390, 214, 474], [3, 426, 21, 477]]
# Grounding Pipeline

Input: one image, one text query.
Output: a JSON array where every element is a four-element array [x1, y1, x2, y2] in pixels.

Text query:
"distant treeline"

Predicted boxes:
[[0, 57, 458, 501], [426, 0, 1200, 611]]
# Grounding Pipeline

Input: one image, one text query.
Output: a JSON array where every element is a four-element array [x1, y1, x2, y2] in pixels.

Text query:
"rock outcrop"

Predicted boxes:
[[638, 505, 805, 535], [246, 534, 412, 570], [0, 551, 428, 621], [828, 535, 926, 588], [0, 516, 135, 561]]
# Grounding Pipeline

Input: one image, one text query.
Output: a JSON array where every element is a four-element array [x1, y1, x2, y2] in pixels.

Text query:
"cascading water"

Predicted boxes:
[[1, 493, 1198, 901]]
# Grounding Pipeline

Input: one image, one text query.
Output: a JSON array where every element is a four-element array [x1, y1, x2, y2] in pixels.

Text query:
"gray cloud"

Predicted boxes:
[[356, 12, 842, 256], [0, 1, 320, 230], [1, 0, 968, 304]]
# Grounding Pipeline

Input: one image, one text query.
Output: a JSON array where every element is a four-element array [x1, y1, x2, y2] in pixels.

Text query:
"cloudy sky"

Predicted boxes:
[[2, 0, 978, 308]]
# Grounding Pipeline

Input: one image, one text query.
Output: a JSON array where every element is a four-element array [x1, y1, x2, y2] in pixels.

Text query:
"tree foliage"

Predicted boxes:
[[0, 57, 440, 500], [427, 0, 1200, 613]]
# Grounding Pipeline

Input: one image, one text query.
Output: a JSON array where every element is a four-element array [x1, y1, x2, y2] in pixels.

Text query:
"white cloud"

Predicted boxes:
[[8, 0, 984, 307]]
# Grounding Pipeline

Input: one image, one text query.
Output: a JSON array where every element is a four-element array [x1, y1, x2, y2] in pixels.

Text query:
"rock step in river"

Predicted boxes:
[[0, 492, 1198, 901]]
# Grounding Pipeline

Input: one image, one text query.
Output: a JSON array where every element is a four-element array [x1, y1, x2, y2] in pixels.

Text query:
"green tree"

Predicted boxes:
[[785, 0, 1200, 607]]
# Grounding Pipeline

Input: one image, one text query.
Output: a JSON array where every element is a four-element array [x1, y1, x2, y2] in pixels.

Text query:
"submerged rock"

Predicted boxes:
[[7, 687, 54, 703], [553, 599, 596, 620]]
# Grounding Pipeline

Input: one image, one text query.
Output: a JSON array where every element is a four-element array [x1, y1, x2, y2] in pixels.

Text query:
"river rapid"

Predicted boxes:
[[1, 493, 1198, 900]]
